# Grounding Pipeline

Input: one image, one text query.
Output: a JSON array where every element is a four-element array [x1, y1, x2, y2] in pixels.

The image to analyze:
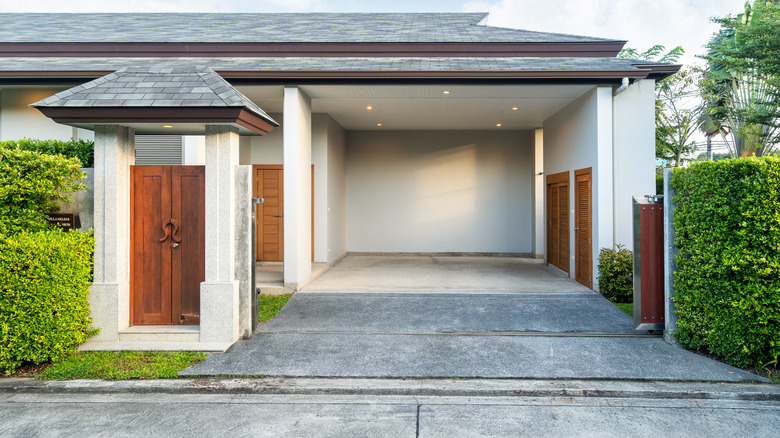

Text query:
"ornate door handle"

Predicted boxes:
[[160, 218, 172, 242], [170, 218, 181, 243]]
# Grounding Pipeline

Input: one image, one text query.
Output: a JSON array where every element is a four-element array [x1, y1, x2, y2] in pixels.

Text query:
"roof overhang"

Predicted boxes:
[[34, 106, 276, 135]]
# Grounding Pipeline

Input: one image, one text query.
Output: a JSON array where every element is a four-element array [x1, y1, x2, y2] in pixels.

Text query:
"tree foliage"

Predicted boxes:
[[701, 1, 780, 157], [619, 45, 696, 167]]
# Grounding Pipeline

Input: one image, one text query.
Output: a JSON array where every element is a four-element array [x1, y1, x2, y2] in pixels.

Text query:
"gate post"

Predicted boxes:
[[663, 168, 679, 345], [90, 125, 135, 341], [200, 125, 241, 344]]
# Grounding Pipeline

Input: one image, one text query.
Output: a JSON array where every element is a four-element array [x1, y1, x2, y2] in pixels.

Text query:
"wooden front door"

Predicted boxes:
[[253, 165, 314, 262], [546, 171, 570, 274], [574, 168, 593, 288], [131, 165, 204, 325]]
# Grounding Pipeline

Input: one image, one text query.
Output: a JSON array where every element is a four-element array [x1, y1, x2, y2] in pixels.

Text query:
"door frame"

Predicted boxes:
[[574, 167, 593, 289], [253, 164, 314, 263], [546, 170, 570, 275]]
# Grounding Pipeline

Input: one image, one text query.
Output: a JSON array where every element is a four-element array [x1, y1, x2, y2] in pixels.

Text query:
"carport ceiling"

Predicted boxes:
[[234, 84, 594, 131]]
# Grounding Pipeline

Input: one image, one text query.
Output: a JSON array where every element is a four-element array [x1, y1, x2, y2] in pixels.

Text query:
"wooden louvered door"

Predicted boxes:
[[131, 165, 204, 325], [546, 171, 570, 274], [574, 168, 593, 288]]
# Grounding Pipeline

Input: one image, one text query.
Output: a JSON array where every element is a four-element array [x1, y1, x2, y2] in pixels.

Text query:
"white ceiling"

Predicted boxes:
[[235, 84, 594, 131]]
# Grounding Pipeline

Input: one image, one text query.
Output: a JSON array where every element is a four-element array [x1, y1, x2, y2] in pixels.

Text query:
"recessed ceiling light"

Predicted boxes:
[[442, 90, 451, 95], [162, 125, 173, 128], [496, 123, 502, 127], [377, 123, 383, 127], [512, 107, 519, 111], [366, 106, 373, 110]]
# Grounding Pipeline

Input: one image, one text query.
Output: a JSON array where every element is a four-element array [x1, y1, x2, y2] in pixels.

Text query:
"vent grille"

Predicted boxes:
[[134, 135, 183, 166]]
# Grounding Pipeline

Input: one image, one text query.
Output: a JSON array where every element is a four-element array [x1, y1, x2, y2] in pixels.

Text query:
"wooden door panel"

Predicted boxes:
[[546, 171, 570, 275], [574, 168, 592, 288], [171, 166, 205, 325], [255, 166, 284, 262], [131, 166, 172, 325]]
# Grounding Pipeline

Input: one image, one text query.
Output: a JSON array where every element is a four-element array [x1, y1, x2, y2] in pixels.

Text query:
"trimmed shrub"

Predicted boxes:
[[656, 170, 664, 195], [0, 146, 85, 235], [597, 245, 634, 303], [0, 230, 95, 374], [0, 138, 94, 168], [671, 156, 780, 368]]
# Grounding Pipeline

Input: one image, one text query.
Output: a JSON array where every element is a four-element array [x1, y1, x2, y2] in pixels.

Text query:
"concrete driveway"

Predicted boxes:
[[183, 256, 765, 382]]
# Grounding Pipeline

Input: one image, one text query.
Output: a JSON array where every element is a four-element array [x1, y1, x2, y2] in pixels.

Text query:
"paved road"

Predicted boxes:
[[2, 387, 779, 437]]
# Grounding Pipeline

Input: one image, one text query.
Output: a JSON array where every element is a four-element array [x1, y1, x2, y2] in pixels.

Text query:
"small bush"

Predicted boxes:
[[0, 146, 85, 235], [672, 156, 780, 368], [597, 245, 633, 303], [0, 230, 95, 374], [0, 138, 94, 168], [656, 170, 665, 195]]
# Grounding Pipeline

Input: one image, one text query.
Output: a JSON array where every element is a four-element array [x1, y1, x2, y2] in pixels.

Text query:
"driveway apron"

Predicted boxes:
[[181, 256, 764, 382]]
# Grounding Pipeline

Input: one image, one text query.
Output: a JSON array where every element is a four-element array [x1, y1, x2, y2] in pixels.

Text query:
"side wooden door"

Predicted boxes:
[[254, 165, 284, 262], [574, 168, 592, 288], [131, 165, 204, 325], [546, 171, 570, 274], [253, 165, 314, 262]]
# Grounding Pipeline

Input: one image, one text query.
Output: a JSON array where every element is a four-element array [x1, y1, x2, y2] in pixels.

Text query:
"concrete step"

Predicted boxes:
[[257, 284, 294, 296], [118, 325, 200, 343]]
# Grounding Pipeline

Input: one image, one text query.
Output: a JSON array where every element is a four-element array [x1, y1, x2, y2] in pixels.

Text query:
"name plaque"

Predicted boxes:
[[45, 213, 81, 232]]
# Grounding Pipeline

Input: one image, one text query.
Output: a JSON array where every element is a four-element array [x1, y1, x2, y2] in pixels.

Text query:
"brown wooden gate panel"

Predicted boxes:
[[546, 171, 570, 274], [254, 165, 284, 262], [131, 165, 204, 326], [574, 168, 592, 288]]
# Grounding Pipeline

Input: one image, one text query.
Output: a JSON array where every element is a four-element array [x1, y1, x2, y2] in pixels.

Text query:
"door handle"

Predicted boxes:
[[273, 214, 283, 217], [159, 218, 172, 242], [574, 227, 580, 231], [170, 218, 181, 243]]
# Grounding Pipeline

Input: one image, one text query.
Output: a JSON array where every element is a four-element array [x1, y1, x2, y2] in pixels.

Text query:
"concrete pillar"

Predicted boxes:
[[663, 168, 679, 345], [282, 87, 312, 289], [595, 87, 615, 289], [89, 125, 134, 341], [200, 125, 240, 343], [532, 128, 545, 259], [234, 165, 253, 339]]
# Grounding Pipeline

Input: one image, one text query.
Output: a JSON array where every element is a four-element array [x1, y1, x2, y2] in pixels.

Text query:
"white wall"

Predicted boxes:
[[346, 130, 534, 253], [325, 116, 347, 263], [249, 113, 284, 164], [613, 79, 656, 248], [543, 87, 614, 289], [0, 88, 74, 141]]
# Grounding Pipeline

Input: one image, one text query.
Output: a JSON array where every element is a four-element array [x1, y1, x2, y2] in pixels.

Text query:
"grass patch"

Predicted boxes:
[[615, 302, 633, 318], [36, 351, 206, 380], [259, 293, 293, 323]]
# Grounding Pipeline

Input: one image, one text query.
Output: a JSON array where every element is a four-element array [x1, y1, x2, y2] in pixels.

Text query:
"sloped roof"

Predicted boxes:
[[0, 13, 620, 44], [31, 66, 278, 135]]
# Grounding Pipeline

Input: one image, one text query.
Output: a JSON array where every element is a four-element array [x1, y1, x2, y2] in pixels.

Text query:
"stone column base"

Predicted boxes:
[[88, 283, 123, 342], [199, 281, 240, 343]]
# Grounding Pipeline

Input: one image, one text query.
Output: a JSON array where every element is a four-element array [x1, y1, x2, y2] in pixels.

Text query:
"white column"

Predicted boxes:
[[90, 125, 134, 341], [283, 87, 312, 289], [200, 125, 240, 343], [533, 128, 545, 259], [596, 87, 615, 287]]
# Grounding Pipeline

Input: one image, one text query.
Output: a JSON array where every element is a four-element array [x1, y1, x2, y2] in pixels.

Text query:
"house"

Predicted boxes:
[[0, 13, 679, 350]]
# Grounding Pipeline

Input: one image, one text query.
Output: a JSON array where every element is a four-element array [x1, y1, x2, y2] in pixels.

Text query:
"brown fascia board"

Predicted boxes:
[[0, 68, 654, 84], [34, 106, 276, 135], [638, 63, 682, 80], [0, 41, 627, 58]]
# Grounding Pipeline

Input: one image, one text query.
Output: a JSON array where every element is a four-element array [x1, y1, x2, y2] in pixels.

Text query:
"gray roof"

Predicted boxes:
[[3, 56, 652, 74], [31, 66, 276, 123], [0, 13, 620, 44]]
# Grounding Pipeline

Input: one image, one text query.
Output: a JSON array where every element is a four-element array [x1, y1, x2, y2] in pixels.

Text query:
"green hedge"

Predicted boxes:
[[0, 230, 95, 374], [597, 245, 634, 303], [0, 138, 94, 168], [0, 146, 85, 235], [671, 156, 780, 368]]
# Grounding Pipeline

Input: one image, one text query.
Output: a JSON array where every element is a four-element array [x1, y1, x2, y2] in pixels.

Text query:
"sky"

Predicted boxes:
[[0, 0, 749, 65]]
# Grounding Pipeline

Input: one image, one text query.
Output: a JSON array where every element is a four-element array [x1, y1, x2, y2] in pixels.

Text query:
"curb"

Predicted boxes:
[[1, 377, 779, 401]]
